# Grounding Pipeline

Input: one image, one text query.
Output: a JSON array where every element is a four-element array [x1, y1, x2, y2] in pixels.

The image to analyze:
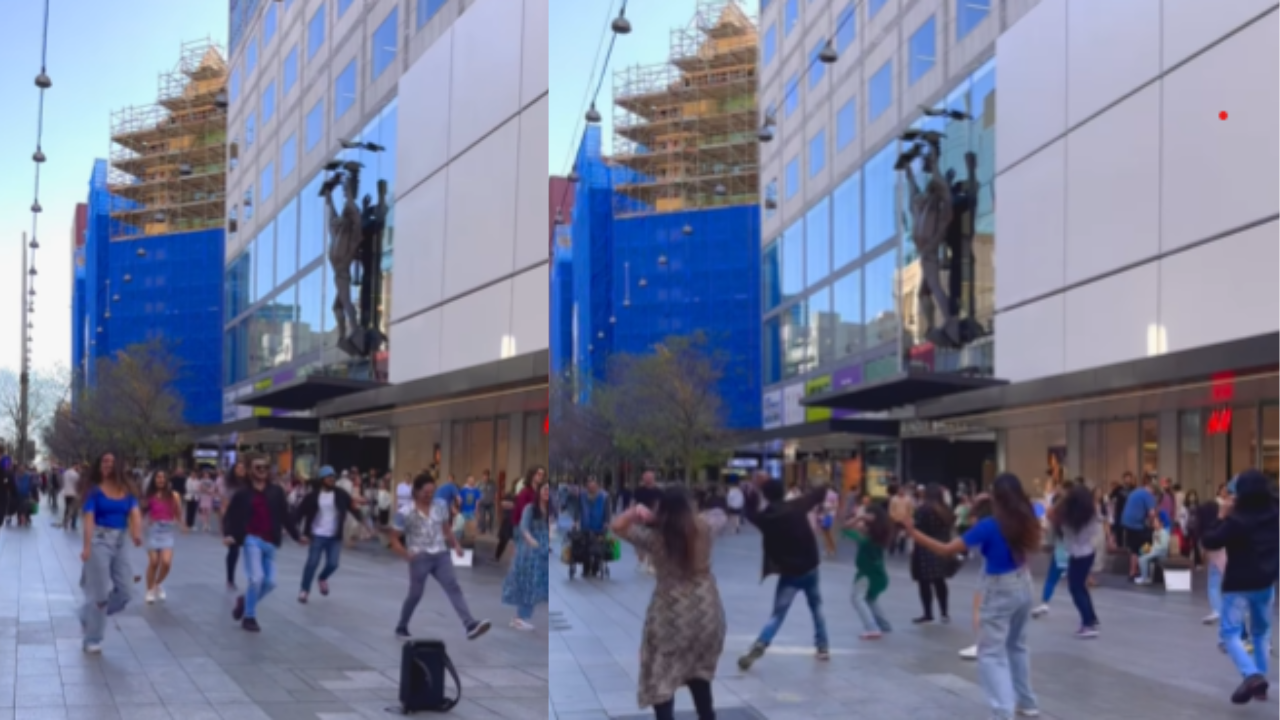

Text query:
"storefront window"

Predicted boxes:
[[864, 442, 898, 498], [495, 417, 511, 489], [1230, 405, 1259, 478], [467, 420, 495, 480], [1141, 417, 1158, 476]]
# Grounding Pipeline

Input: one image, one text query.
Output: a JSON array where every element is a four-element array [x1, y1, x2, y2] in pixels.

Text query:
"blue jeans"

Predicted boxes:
[[242, 536, 278, 619], [517, 603, 533, 620], [1066, 554, 1098, 627], [301, 535, 341, 592], [977, 571, 1037, 720], [1041, 560, 1064, 603], [1220, 586, 1275, 678], [756, 569, 828, 650], [1208, 563, 1224, 614], [81, 528, 133, 645]]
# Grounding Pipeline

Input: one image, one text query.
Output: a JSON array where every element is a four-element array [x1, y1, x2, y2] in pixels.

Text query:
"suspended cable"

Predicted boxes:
[[28, 0, 53, 331]]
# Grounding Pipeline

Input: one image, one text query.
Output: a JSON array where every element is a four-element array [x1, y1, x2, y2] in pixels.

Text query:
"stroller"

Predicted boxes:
[[565, 529, 612, 580]]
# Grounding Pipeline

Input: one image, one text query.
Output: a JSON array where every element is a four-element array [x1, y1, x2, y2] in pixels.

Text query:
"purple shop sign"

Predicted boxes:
[[831, 364, 863, 419]]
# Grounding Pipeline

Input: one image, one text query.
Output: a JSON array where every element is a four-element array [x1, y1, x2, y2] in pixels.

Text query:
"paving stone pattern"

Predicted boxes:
[[0, 513, 547, 720], [551, 528, 1279, 720]]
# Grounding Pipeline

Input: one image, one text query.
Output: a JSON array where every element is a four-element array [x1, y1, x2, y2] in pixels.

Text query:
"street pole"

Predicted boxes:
[[19, 232, 30, 470]]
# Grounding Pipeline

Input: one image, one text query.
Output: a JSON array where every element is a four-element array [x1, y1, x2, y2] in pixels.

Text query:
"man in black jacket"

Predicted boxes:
[[223, 455, 303, 632], [296, 465, 363, 603], [1203, 469, 1279, 705], [738, 480, 830, 670]]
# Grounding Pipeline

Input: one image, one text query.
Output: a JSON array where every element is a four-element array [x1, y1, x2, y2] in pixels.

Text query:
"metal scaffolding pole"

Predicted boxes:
[[19, 233, 30, 470]]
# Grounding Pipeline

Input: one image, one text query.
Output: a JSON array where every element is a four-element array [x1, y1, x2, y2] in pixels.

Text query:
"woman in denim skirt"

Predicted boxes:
[[79, 452, 144, 653], [905, 474, 1043, 720], [143, 470, 186, 604]]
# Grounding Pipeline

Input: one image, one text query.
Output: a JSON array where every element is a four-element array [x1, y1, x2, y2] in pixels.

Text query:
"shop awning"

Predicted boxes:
[[733, 418, 901, 447], [800, 369, 1006, 412], [915, 331, 1279, 421], [192, 416, 320, 444], [236, 376, 382, 411]]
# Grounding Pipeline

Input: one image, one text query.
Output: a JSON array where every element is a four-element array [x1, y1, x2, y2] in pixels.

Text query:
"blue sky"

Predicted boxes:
[[549, 0, 709, 177], [0, 0, 228, 375]]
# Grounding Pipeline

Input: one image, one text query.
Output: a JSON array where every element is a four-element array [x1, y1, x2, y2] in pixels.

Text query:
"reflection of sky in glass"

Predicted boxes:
[[833, 171, 861, 269], [300, 172, 324, 266], [764, 315, 781, 384], [276, 198, 298, 284], [763, 240, 781, 311], [806, 197, 830, 287], [864, 249, 897, 324], [864, 143, 896, 247], [297, 267, 324, 356], [833, 269, 862, 358], [255, 221, 275, 300], [782, 218, 804, 298]]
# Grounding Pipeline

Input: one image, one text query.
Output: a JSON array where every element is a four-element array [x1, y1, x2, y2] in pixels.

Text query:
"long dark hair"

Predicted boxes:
[[88, 452, 128, 494], [145, 470, 181, 515], [991, 474, 1041, 564], [922, 483, 954, 528], [1056, 484, 1096, 533], [227, 461, 248, 491], [861, 503, 894, 549], [656, 485, 702, 578]]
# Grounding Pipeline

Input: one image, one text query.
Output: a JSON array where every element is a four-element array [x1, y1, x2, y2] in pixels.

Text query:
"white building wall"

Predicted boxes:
[[994, 0, 1279, 383], [389, 0, 549, 385]]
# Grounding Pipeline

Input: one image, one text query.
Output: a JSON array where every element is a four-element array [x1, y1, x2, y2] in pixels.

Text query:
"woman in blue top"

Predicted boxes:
[[905, 474, 1043, 720], [79, 452, 144, 653]]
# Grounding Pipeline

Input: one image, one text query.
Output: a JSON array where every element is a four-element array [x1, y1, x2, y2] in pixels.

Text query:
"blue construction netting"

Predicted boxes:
[[566, 129, 762, 429], [77, 160, 225, 427], [550, 227, 574, 380]]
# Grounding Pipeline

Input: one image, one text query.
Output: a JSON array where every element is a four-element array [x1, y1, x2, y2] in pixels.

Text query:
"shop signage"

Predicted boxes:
[[783, 384, 805, 426], [1207, 407, 1232, 435], [831, 364, 863, 419], [900, 419, 987, 438], [804, 376, 833, 423], [762, 390, 783, 429], [193, 449, 219, 459], [727, 457, 759, 469], [320, 418, 365, 434]]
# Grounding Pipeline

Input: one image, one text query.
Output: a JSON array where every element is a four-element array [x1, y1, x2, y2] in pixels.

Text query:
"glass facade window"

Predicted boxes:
[[809, 41, 826, 88], [281, 133, 297, 179], [300, 172, 325, 264], [763, 239, 781, 311], [229, 66, 241, 104], [306, 98, 324, 151], [308, 4, 326, 60], [785, 155, 800, 199], [785, 0, 798, 35], [245, 111, 255, 147], [765, 179, 778, 219], [833, 171, 862, 270], [335, 60, 357, 120], [248, 301, 292, 376], [958, 0, 990, 40], [836, 3, 855, 51], [785, 74, 799, 118], [869, 0, 889, 18], [805, 197, 829, 287], [764, 315, 781, 384], [763, 24, 776, 67], [294, 267, 324, 357], [909, 16, 936, 85], [811, 286, 835, 367], [244, 186, 255, 219], [262, 82, 276, 125], [832, 269, 863, 360], [254, 223, 275, 302], [869, 60, 892, 122], [284, 46, 298, 96], [261, 162, 274, 202], [782, 300, 814, 378], [224, 323, 247, 385], [338, 0, 354, 17], [781, 218, 803, 300], [419, 0, 447, 28], [276, 197, 299, 284], [808, 128, 825, 177], [863, 249, 897, 347], [864, 142, 896, 248], [836, 98, 856, 151], [264, 3, 277, 46], [225, 252, 250, 322], [373, 8, 399, 81], [246, 34, 258, 73]]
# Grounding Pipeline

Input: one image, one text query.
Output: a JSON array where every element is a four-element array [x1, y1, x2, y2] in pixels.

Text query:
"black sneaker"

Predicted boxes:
[[737, 642, 766, 671], [241, 618, 261, 633], [232, 595, 245, 622], [395, 627, 411, 639], [466, 620, 492, 640], [912, 616, 934, 625], [1231, 674, 1268, 704]]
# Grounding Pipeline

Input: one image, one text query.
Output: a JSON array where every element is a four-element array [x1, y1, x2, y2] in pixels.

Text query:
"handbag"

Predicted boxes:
[[398, 639, 461, 713]]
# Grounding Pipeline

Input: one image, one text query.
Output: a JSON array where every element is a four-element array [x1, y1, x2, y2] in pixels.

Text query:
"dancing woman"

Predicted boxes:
[[501, 481, 551, 630], [613, 485, 727, 720], [80, 452, 144, 653], [221, 462, 249, 589], [905, 474, 1042, 719], [143, 470, 186, 604]]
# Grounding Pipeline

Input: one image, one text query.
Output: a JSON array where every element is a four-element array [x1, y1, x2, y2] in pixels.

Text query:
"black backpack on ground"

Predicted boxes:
[[398, 639, 462, 713]]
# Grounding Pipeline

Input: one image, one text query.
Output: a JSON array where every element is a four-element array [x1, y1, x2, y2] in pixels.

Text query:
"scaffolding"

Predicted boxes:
[[610, 0, 759, 217], [108, 38, 228, 240]]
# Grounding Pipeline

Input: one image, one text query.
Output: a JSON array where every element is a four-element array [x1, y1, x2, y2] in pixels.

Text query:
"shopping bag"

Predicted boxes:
[[560, 545, 573, 565], [608, 537, 621, 562]]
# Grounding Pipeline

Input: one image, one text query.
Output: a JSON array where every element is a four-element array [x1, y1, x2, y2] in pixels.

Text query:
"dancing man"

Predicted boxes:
[[297, 466, 362, 603], [224, 455, 302, 632]]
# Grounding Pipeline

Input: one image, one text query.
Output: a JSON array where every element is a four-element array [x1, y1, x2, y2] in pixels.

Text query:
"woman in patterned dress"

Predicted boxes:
[[613, 485, 726, 720], [502, 482, 551, 631]]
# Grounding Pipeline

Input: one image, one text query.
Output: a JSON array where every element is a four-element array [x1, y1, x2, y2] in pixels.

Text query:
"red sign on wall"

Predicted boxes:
[[1207, 407, 1232, 435]]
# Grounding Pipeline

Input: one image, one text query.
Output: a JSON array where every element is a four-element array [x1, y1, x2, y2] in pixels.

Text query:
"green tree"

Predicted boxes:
[[78, 340, 191, 468]]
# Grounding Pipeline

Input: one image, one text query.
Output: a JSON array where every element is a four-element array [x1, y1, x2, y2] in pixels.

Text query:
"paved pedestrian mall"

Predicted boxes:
[[0, 515, 547, 719], [551, 529, 1278, 720]]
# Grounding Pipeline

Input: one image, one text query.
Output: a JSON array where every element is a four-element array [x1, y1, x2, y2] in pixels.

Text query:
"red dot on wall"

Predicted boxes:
[[1219, 111, 1229, 120]]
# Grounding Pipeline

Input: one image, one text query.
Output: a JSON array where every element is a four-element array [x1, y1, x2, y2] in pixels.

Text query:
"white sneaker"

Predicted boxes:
[[157, 586, 166, 602], [1016, 708, 1041, 717], [1202, 612, 1220, 625], [145, 590, 156, 604], [959, 644, 977, 660], [83, 642, 102, 654], [512, 619, 535, 632], [1031, 604, 1050, 618], [1133, 577, 1149, 586]]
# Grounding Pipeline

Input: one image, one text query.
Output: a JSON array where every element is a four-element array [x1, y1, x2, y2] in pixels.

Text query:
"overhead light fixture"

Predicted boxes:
[[567, 169, 579, 183], [32, 148, 46, 163], [819, 40, 838, 64], [214, 91, 228, 109], [340, 139, 362, 149], [757, 122, 774, 143], [588, 344, 594, 352], [585, 102, 602, 124], [105, 311, 111, 319], [764, 197, 778, 210], [28, 266, 37, 276], [611, 7, 631, 34], [35, 72, 51, 89], [138, 247, 148, 257], [179, 163, 193, 176], [31, 201, 42, 214], [28, 237, 38, 249], [28, 289, 35, 297], [364, 142, 386, 152]]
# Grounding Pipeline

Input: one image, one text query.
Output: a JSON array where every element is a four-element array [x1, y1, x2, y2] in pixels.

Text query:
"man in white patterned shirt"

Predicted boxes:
[[389, 474, 491, 641]]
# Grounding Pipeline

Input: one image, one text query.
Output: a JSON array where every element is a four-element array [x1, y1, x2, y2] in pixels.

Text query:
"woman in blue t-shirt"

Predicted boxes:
[[904, 474, 1043, 720], [79, 452, 143, 653]]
